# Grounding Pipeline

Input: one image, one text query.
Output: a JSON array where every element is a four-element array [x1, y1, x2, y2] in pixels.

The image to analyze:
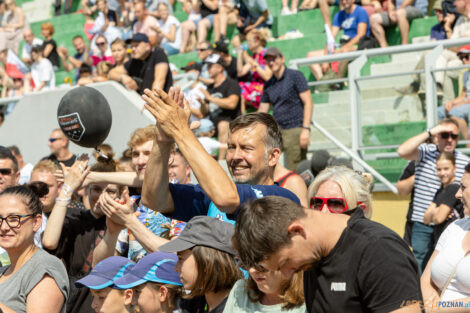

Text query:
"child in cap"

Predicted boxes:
[[159, 216, 242, 313], [75, 256, 135, 313], [194, 118, 226, 157], [113, 251, 183, 313]]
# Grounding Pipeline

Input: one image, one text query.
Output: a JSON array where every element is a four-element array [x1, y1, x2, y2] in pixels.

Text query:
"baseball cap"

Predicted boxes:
[[458, 45, 470, 54], [114, 252, 182, 289], [75, 256, 135, 289], [159, 216, 236, 255], [433, 0, 443, 10], [125, 33, 149, 44], [263, 47, 283, 59], [212, 40, 229, 54], [197, 118, 215, 133], [181, 61, 202, 72], [204, 54, 224, 65]]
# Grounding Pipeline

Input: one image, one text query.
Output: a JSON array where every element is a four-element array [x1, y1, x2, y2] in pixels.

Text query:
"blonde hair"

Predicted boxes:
[[247, 28, 271, 47], [97, 61, 112, 76], [32, 160, 59, 175], [308, 166, 373, 218], [127, 125, 158, 150]]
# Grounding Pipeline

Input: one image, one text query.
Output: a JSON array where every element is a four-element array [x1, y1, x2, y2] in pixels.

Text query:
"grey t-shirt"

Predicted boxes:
[[0, 248, 69, 313]]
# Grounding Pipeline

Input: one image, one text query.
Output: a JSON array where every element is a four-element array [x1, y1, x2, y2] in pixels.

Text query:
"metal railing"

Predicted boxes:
[[289, 37, 470, 193]]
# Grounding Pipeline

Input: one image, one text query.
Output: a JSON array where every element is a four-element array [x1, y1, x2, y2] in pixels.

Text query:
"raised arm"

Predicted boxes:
[[42, 157, 89, 250], [142, 87, 240, 213]]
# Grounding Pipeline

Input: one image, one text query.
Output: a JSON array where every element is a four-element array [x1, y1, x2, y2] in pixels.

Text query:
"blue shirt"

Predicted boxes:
[[430, 23, 446, 41], [260, 68, 309, 129], [167, 183, 300, 223], [333, 5, 370, 38]]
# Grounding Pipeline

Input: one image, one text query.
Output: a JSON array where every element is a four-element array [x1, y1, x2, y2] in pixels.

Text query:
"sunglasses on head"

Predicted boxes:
[[440, 132, 459, 140], [0, 168, 13, 175]]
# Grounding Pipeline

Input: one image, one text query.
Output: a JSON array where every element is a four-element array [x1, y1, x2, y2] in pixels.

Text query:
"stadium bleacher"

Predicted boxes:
[[12, 0, 441, 183]]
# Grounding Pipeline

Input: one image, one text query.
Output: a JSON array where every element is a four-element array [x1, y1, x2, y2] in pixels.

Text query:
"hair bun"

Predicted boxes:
[[26, 181, 49, 198]]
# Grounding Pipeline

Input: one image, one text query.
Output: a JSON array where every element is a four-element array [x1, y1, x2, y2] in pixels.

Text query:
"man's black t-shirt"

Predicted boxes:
[[44, 204, 106, 313], [42, 153, 77, 168], [223, 56, 238, 80], [181, 296, 228, 313], [432, 182, 461, 244], [207, 77, 240, 121], [199, 0, 218, 17], [42, 39, 60, 68], [304, 209, 422, 313], [124, 47, 173, 94]]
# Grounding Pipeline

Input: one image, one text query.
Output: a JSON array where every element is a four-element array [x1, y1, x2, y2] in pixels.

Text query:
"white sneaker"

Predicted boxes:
[[281, 6, 291, 15], [291, 8, 297, 14]]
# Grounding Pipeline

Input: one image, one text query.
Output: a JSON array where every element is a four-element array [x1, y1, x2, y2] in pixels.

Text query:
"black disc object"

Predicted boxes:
[[57, 86, 112, 148]]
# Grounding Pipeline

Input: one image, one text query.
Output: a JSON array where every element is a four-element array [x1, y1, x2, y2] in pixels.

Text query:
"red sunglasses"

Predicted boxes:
[[310, 197, 362, 214]]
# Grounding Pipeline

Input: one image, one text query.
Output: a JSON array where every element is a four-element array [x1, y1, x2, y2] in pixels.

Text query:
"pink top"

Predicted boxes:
[[133, 15, 158, 39], [91, 55, 114, 66]]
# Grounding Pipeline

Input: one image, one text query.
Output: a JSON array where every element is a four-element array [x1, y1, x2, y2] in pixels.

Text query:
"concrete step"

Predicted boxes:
[[370, 60, 420, 76], [390, 51, 423, 64]]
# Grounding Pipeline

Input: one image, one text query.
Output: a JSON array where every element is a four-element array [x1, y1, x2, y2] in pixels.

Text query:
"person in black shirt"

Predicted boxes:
[[199, 53, 240, 160], [233, 196, 423, 313], [42, 155, 124, 313], [42, 129, 77, 168], [397, 161, 415, 246], [111, 33, 172, 94], [212, 39, 238, 80], [423, 152, 463, 246], [41, 22, 60, 69]]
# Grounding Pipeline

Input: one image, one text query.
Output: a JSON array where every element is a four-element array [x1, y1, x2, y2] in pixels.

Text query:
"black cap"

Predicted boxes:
[[125, 33, 149, 44], [159, 216, 236, 255], [264, 46, 283, 59], [181, 61, 202, 72], [212, 40, 229, 54]]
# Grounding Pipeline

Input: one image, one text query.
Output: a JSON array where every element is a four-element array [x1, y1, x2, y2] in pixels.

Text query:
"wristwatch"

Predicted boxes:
[[302, 126, 311, 131], [426, 128, 433, 138]]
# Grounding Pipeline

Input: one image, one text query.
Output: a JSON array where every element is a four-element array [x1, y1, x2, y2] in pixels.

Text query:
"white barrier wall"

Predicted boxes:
[[0, 82, 155, 165]]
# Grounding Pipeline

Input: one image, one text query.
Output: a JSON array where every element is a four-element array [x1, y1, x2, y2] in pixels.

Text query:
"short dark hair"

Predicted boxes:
[[187, 245, 242, 298], [233, 196, 306, 269], [73, 35, 84, 41], [0, 148, 18, 172], [0, 182, 48, 215], [437, 151, 456, 165], [31, 45, 44, 54], [229, 113, 283, 151], [7, 145, 20, 157], [79, 63, 92, 75]]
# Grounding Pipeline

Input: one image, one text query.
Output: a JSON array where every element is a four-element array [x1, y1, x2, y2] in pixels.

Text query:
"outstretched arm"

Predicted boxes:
[[142, 88, 240, 213]]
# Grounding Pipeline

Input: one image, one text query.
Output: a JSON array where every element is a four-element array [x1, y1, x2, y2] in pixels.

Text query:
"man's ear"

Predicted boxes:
[[268, 148, 281, 167], [287, 221, 307, 239]]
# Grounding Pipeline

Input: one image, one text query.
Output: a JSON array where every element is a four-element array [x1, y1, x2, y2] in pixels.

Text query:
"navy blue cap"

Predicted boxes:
[[125, 33, 149, 44], [75, 256, 135, 289], [113, 252, 182, 289]]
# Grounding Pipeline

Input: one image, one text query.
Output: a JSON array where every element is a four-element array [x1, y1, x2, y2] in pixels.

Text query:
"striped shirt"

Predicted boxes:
[[412, 144, 469, 223]]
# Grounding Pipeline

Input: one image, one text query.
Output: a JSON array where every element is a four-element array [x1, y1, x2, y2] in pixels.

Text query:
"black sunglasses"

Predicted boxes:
[[440, 132, 459, 140], [96, 42, 106, 46], [0, 168, 13, 175]]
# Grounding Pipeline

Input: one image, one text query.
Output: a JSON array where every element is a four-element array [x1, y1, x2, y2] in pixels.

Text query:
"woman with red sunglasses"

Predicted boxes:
[[307, 166, 373, 218]]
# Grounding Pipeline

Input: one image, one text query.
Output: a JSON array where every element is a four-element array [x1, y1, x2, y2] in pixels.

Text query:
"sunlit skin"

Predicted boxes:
[[131, 140, 154, 181], [436, 159, 456, 187], [48, 130, 67, 155], [168, 153, 190, 184], [174, 249, 198, 291], [111, 43, 127, 65], [73, 37, 86, 54], [0, 158, 19, 192], [248, 267, 284, 296], [90, 287, 130, 313], [436, 123, 459, 153], [30, 171, 60, 213], [313, 180, 345, 214], [87, 183, 120, 216], [131, 283, 170, 313], [226, 124, 276, 185], [456, 173, 470, 217], [0, 195, 42, 253]]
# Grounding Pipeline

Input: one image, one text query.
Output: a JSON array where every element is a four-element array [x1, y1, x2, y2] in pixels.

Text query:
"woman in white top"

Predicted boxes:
[[155, 2, 181, 55], [421, 163, 470, 310]]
